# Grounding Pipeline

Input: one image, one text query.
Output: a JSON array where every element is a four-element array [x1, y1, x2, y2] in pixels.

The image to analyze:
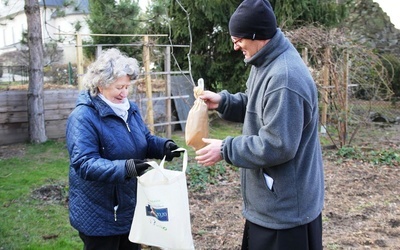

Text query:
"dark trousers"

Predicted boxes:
[[241, 213, 322, 250], [79, 232, 141, 250]]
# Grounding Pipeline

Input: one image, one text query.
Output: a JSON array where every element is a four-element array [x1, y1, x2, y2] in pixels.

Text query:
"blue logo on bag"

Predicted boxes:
[[145, 205, 169, 222]]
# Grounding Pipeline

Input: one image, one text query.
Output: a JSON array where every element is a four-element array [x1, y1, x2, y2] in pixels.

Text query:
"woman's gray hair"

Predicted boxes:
[[83, 48, 139, 96]]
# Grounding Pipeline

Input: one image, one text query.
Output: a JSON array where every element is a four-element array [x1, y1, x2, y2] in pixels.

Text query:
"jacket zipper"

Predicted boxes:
[[113, 186, 119, 221], [114, 205, 119, 221], [125, 122, 131, 132]]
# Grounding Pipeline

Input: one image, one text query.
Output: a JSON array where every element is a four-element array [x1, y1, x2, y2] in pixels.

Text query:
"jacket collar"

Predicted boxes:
[[244, 29, 290, 68], [77, 90, 137, 118]]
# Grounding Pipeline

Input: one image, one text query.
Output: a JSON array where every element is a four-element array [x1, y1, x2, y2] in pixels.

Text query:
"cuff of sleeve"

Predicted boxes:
[[125, 160, 138, 178], [220, 139, 226, 160], [216, 92, 225, 113]]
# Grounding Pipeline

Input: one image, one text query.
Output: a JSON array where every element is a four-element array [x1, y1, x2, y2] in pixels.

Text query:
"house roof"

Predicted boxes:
[[40, 0, 65, 7], [41, 0, 89, 13]]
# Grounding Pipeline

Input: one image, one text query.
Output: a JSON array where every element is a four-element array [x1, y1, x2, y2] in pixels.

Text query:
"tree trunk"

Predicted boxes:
[[25, 0, 47, 143]]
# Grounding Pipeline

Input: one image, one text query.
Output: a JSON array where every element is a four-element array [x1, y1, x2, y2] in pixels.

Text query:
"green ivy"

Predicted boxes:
[[370, 149, 400, 166], [187, 163, 227, 191], [336, 146, 361, 158], [336, 146, 400, 166]]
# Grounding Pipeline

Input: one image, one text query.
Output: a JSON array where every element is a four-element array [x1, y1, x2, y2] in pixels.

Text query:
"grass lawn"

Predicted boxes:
[[0, 140, 82, 250]]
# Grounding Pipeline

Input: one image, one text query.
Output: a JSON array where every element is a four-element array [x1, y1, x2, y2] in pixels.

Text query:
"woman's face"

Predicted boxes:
[[98, 75, 132, 104]]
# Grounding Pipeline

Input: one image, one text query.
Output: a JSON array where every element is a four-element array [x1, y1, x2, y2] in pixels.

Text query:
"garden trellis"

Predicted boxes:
[[56, 32, 192, 137]]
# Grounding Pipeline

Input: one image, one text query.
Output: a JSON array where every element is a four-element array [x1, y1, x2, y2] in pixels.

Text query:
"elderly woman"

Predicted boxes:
[[66, 48, 180, 250]]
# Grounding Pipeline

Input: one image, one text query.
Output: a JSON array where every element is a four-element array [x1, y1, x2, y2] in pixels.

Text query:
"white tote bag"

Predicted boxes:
[[129, 148, 195, 250]]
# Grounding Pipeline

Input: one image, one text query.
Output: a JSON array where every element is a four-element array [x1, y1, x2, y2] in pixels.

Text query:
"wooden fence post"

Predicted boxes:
[[339, 51, 349, 146], [302, 47, 308, 66], [165, 46, 172, 138], [143, 35, 154, 134], [75, 33, 84, 90], [320, 46, 331, 133]]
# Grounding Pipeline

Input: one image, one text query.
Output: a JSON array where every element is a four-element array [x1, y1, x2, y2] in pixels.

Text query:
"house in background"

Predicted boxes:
[[0, 0, 90, 65]]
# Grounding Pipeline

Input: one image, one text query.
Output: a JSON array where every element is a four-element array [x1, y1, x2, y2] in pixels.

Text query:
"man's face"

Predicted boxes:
[[231, 36, 269, 59]]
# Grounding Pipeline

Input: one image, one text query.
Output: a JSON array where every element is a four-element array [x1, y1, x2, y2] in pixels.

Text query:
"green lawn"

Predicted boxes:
[[0, 140, 82, 250]]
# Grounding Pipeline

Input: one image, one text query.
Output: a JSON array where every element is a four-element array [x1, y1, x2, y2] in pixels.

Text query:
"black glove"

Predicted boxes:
[[164, 140, 181, 161], [125, 159, 151, 177]]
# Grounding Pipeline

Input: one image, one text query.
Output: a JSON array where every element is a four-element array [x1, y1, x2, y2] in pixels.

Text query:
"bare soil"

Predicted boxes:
[[188, 123, 400, 250], [188, 156, 400, 249]]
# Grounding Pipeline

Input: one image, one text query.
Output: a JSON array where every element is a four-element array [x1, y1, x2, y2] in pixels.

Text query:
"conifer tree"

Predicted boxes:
[[144, 0, 349, 92], [86, 0, 141, 58]]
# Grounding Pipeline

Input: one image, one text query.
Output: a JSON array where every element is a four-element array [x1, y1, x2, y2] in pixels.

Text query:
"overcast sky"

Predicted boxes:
[[373, 0, 400, 29]]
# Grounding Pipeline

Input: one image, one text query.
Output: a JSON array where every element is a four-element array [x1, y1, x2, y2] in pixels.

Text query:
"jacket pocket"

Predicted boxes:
[[263, 172, 274, 191]]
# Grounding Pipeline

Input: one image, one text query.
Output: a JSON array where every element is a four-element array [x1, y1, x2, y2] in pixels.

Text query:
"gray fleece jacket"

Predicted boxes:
[[218, 29, 324, 229]]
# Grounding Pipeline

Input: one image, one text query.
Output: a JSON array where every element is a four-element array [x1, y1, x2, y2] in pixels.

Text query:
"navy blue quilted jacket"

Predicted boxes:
[[66, 90, 168, 236]]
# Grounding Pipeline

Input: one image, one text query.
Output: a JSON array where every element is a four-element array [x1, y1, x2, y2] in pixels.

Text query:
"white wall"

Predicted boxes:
[[0, 2, 90, 65], [0, 12, 26, 49]]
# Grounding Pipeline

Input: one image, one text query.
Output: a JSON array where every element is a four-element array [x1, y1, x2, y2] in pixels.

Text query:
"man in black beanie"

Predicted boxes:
[[229, 0, 277, 40], [195, 0, 324, 249]]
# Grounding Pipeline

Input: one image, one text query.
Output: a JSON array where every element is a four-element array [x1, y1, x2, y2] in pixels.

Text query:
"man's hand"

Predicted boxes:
[[195, 138, 223, 166], [199, 91, 222, 110]]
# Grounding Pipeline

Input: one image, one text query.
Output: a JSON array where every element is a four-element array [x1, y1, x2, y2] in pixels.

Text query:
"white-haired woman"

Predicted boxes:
[[66, 48, 180, 250]]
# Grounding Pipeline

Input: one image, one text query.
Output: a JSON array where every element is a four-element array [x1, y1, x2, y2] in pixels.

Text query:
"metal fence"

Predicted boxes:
[[0, 65, 29, 85], [0, 64, 79, 89]]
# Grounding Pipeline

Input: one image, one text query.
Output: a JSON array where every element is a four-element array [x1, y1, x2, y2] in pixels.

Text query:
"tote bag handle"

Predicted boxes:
[[145, 147, 188, 178]]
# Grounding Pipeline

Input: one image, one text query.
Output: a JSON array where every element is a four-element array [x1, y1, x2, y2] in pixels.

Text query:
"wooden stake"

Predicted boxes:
[[165, 46, 172, 138], [320, 46, 331, 133], [340, 51, 349, 145], [76, 33, 84, 90], [143, 35, 154, 134]]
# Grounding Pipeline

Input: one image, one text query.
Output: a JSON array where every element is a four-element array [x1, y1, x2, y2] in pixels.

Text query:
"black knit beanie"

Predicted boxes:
[[229, 0, 277, 40]]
